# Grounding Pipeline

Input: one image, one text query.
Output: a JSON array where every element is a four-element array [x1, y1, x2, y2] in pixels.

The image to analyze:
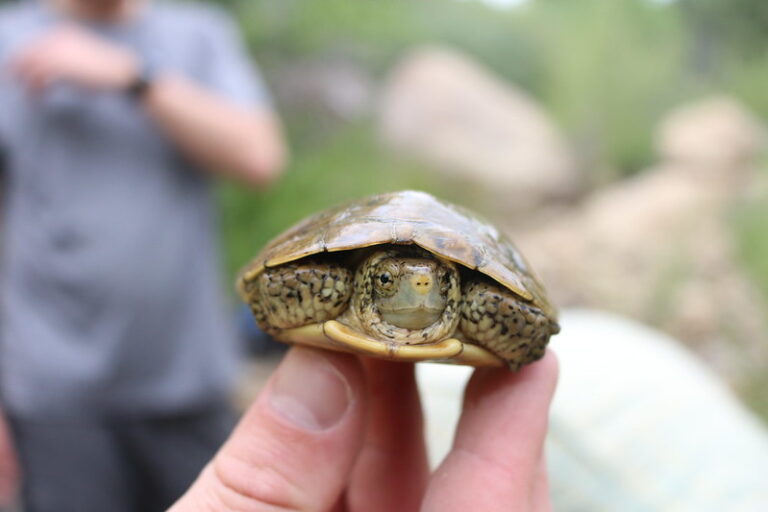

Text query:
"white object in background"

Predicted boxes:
[[417, 309, 768, 511]]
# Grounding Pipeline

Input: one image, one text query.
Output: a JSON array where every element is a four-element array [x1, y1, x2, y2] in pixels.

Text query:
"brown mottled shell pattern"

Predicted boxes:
[[238, 190, 558, 368], [239, 191, 555, 319]]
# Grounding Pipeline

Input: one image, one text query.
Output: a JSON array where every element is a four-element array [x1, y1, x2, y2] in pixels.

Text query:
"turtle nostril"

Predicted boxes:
[[410, 275, 433, 295]]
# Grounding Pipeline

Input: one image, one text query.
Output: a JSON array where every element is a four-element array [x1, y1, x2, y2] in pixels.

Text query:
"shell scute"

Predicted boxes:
[[240, 191, 550, 313], [323, 218, 395, 252]]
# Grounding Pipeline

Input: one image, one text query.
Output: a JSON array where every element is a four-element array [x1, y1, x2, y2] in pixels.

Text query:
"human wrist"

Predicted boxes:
[[123, 57, 154, 100], [111, 48, 141, 89]]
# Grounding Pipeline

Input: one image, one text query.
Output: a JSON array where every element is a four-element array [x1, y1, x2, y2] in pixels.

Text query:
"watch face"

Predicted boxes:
[[127, 73, 151, 99]]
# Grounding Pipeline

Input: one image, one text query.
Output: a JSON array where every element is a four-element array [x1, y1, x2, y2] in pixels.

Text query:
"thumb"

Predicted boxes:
[[170, 347, 367, 512]]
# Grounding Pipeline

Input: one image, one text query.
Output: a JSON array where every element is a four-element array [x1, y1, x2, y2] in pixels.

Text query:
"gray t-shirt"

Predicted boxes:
[[0, 1, 270, 419]]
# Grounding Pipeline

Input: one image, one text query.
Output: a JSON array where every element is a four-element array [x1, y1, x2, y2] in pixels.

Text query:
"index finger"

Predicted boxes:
[[422, 351, 558, 512], [345, 359, 429, 512]]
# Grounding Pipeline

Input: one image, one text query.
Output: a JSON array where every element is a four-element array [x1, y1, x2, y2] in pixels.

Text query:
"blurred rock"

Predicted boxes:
[[517, 96, 768, 388], [657, 96, 765, 179], [418, 310, 768, 510], [378, 46, 580, 212], [270, 56, 374, 125]]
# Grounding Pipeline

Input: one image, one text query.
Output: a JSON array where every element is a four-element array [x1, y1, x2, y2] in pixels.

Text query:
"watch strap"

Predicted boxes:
[[126, 64, 153, 99]]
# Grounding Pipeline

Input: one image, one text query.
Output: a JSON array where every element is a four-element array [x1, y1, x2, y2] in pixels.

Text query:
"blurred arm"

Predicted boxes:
[[141, 74, 287, 188], [7, 25, 288, 188], [0, 410, 19, 507]]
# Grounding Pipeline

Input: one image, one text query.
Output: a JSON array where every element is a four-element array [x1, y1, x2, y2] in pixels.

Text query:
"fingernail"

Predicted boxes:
[[269, 348, 352, 431]]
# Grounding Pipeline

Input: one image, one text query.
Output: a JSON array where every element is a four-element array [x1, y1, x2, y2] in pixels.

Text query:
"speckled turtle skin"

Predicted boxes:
[[238, 190, 559, 369]]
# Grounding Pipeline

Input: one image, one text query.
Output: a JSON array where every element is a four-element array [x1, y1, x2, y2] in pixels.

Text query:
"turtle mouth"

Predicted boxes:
[[378, 306, 444, 330]]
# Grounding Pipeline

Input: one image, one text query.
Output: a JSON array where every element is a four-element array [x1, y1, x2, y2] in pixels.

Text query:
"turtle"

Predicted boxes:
[[237, 190, 559, 370]]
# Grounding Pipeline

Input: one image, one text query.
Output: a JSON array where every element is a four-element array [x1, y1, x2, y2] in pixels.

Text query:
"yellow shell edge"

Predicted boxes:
[[275, 320, 505, 367]]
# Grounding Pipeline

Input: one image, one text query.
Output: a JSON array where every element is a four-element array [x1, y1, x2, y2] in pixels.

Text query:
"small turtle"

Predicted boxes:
[[237, 191, 559, 369]]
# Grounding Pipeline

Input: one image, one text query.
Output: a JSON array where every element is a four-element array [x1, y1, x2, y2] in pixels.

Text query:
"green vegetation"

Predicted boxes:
[[733, 175, 768, 305], [234, 0, 768, 173], [211, 0, 768, 416], [219, 0, 768, 281], [738, 183, 768, 416], [218, 127, 458, 277]]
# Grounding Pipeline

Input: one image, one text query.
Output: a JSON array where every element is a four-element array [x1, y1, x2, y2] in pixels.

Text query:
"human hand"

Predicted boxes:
[[0, 411, 19, 507], [8, 25, 139, 93], [170, 347, 558, 512]]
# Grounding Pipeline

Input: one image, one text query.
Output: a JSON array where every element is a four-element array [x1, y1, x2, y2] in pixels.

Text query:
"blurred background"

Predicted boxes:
[[4, 0, 766, 432], [2, 0, 766, 509], [2, 0, 763, 419], [198, 0, 768, 421]]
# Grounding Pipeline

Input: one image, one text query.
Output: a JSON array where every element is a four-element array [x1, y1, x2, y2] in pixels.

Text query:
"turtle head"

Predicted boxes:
[[354, 248, 460, 340], [372, 255, 447, 329]]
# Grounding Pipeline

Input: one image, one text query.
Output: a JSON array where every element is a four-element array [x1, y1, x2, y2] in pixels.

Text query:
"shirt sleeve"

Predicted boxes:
[[198, 9, 273, 109]]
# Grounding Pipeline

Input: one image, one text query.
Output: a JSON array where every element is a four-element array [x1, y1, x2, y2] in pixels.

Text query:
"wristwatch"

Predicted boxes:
[[126, 62, 154, 100]]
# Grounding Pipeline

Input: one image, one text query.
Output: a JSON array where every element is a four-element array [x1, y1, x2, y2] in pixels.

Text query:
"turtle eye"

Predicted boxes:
[[373, 264, 398, 295]]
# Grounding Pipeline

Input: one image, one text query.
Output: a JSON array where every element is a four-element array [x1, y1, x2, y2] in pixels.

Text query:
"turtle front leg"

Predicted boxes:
[[459, 280, 559, 371], [242, 261, 352, 335]]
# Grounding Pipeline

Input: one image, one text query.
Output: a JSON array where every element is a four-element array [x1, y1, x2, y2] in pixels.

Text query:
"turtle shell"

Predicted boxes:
[[238, 190, 555, 319]]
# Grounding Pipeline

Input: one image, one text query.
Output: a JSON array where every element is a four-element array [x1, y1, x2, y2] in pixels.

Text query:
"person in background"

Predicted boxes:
[[0, 0, 287, 510]]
